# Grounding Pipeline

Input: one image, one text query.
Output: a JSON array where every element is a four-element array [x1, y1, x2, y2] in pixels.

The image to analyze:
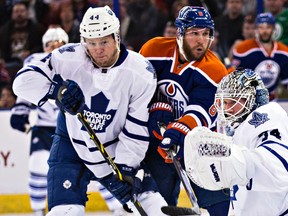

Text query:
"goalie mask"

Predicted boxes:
[[215, 68, 269, 133], [175, 6, 214, 61]]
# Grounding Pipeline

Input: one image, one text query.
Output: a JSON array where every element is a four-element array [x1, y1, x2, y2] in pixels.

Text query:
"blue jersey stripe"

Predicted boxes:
[[123, 127, 149, 142], [72, 137, 118, 152], [259, 141, 288, 172], [127, 114, 147, 126]]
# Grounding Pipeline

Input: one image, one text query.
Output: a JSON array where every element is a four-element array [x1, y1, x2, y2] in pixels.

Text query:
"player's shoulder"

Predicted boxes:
[[246, 102, 287, 130], [122, 49, 156, 80], [52, 43, 84, 60], [234, 39, 258, 54], [24, 52, 48, 65], [276, 41, 288, 52], [195, 50, 228, 83], [140, 37, 176, 57]]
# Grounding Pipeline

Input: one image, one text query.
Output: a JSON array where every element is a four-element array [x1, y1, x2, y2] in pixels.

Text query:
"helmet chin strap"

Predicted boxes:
[[177, 36, 189, 62]]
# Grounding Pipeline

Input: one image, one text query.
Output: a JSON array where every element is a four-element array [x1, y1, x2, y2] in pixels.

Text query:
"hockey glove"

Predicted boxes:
[[99, 173, 132, 205], [159, 122, 191, 159], [148, 102, 174, 140], [10, 114, 30, 133], [47, 77, 85, 115], [116, 164, 143, 202]]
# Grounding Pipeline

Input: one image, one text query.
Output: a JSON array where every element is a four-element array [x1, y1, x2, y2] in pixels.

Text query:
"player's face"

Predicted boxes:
[[242, 22, 255, 39], [84, 35, 119, 67], [222, 98, 247, 118], [44, 40, 66, 53], [257, 23, 274, 43], [182, 28, 211, 61]]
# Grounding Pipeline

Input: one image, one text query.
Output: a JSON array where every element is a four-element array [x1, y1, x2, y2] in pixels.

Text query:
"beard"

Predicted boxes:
[[182, 39, 208, 61], [258, 33, 273, 43]]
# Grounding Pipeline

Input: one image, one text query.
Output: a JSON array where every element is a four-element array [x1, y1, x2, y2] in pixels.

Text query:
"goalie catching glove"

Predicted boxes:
[[184, 126, 249, 191]]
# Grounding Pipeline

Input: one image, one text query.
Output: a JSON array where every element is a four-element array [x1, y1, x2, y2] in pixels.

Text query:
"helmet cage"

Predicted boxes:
[[215, 90, 255, 126]]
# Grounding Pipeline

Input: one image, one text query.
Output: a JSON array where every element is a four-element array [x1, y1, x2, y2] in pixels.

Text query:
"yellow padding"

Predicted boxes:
[[0, 190, 190, 213]]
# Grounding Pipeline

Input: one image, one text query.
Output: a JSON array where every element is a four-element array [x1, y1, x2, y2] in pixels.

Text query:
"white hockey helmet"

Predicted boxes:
[[42, 27, 69, 46], [79, 5, 120, 39]]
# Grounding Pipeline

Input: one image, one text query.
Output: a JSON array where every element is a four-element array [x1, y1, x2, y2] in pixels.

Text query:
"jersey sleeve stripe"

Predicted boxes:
[[122, 127, 149, 142], [72, 137, 119, 152], [185, 104, 212, 127], [16, 66, 52, 82], [127, 114, 147, 126], [259, 141, 288, 172]]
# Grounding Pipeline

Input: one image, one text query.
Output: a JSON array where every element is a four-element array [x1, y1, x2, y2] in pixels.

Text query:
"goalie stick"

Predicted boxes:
[[161, 206, 199, 216], [159, 123, 201, 215], [77, 112, 148, 216]]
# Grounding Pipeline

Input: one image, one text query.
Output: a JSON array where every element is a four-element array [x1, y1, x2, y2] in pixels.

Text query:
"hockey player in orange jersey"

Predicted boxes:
[[231, 12, 288, 100], [141, 6, 230, 216]]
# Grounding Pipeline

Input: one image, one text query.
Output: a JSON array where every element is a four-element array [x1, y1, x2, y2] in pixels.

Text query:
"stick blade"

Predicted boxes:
[[161, 206, 200, 216]]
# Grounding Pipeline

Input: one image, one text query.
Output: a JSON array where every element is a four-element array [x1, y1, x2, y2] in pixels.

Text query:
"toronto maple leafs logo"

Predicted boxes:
[[248, 111, 269, 128], [82, 92, 116, 132]]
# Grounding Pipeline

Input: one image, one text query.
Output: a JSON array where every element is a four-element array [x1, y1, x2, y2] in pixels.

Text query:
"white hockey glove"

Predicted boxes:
[[184, 127, 248, 190]]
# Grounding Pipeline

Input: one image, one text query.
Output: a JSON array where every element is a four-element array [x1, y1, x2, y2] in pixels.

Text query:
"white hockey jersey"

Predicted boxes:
[[11, 52, 59, 127], [231, 102, 288, 215], [13, 43, 156, 178]]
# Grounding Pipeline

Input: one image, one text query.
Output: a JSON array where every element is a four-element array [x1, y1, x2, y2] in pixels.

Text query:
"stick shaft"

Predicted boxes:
[[76, 113, 148, 216], [167, 150, 201, 214]]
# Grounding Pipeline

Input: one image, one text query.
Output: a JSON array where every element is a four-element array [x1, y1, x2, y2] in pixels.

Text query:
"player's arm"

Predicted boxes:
[[114, 60, 157, 169], [159, 78, 218, 159], [13, 53, 85, 115], [184, 126, 288, 193], [10, 97, 32, 133]]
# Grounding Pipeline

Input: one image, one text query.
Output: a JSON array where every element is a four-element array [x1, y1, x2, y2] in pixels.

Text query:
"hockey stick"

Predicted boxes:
[[166, 150, 200, 215], [77, 112, 148, 216], [161, 206, 198, 216], [159, 123, 201, 215]]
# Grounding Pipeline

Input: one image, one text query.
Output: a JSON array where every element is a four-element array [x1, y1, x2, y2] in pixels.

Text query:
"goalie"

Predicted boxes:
[[184, 68, 288, 215]]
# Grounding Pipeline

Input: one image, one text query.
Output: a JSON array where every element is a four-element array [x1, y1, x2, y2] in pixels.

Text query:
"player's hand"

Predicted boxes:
[[159, 122, 190, 159], [10, 114, 30, 133], [148, 102, 174, 140], [157, 147, 173, 163], [99, 173, 132, 205], [47, 77, 85, 115], [116, 164, 143, 201]]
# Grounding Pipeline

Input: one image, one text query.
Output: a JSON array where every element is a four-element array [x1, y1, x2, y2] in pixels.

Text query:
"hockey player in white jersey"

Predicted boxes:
[[184, 68, 288, 215], [13, 5, 167, 216], [10, 27, 68, 216]]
